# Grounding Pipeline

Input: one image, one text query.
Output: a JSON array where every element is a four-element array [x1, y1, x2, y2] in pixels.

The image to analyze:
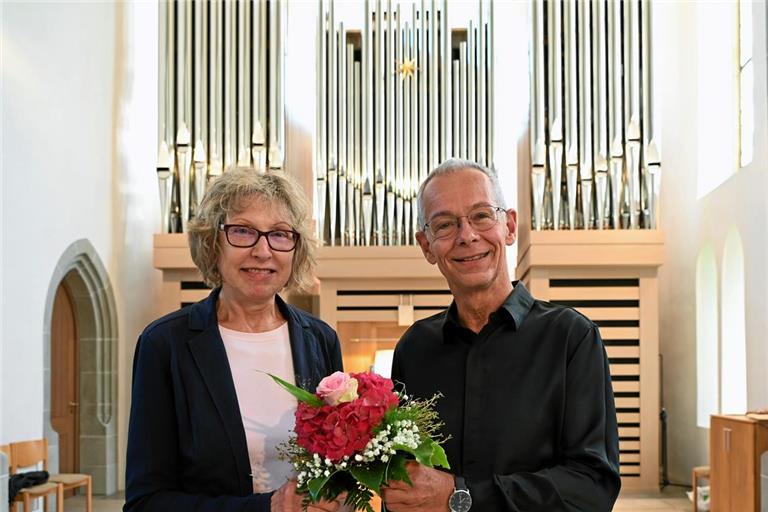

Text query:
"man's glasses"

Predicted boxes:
[[423, 206, 505, 239], [219, 224, 299, 252]]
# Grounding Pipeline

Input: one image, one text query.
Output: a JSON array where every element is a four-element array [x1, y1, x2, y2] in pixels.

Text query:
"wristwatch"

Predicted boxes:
[[448, 475, 472, 512]]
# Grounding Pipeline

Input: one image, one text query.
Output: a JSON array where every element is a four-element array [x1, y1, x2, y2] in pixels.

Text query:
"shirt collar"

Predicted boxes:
[[441, 281, 535, 341]]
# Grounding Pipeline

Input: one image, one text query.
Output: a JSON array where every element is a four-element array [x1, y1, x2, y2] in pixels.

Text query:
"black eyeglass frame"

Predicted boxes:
[[218, 223, 300, 252], [423, 206, 507, 239]]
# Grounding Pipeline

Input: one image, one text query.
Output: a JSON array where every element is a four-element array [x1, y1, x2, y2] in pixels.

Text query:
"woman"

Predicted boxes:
[[125, 168, 343, 512]]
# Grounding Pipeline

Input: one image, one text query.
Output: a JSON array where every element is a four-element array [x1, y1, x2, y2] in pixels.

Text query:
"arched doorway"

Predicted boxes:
[[51, 281, 80, 484], [44, 240, 118, 495]]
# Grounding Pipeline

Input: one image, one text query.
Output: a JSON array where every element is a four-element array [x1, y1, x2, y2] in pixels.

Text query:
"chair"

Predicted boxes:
[[2, 442, 64, 512], [691, 465, 710, 512], [10, 439, 92, 512]]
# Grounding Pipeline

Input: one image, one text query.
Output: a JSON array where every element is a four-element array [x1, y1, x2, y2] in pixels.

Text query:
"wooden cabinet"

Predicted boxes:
[[710, 414, 768, 511]]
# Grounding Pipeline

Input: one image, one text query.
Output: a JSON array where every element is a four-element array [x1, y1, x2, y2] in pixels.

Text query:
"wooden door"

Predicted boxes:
[[51, 283, 79, 476], [728, 419, 757, 511], [710, 416, 731, 511]]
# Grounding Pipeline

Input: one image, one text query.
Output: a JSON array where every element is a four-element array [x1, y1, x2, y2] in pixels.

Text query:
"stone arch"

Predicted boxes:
[[43, 239, 118, 495]]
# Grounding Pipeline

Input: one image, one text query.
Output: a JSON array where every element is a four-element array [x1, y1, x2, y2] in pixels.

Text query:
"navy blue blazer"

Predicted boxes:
[[124, 289, 343, 512]]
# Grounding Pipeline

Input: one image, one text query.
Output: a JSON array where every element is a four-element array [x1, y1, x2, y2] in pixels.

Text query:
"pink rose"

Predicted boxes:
[[317, 372, 359, 406]]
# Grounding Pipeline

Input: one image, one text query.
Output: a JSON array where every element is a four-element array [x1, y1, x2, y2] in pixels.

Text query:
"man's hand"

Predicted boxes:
[[270, 480, 342, 512], [381, 461, 454, 512]]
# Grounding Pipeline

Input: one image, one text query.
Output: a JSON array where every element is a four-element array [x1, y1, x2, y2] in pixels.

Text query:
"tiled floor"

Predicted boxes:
[[67, 487, 693, 512]]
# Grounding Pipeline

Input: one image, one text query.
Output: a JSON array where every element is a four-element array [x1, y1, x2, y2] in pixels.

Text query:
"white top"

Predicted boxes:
[[219, 322, 297, 493]]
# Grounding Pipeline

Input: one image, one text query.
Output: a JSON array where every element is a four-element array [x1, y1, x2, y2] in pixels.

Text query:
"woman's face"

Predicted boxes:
[[217, 195, 296, 306]]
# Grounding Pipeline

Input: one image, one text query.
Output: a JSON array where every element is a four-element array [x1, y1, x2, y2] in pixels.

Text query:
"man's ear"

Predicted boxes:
[[415, 230, 437, 264], [505, 208, 518, 246]]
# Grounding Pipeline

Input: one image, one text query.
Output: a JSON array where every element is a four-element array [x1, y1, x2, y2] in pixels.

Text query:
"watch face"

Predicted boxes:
[[449, 489, 472, 512]]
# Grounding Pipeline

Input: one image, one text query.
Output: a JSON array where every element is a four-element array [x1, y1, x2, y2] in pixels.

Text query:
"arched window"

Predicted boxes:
[[721, 228, 747, 414], [696, 245, 719, 428]]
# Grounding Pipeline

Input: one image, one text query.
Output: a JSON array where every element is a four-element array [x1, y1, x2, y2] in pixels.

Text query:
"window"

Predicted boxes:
[[696, 245, 719, 428], [738, 0, 754, 167], [696, 2, 739, 198], [720, 228, 747, 414]]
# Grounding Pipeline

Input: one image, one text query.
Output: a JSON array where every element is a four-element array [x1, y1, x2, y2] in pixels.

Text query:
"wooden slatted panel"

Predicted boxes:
[[548, 286, 639, 301], [575, 307, 640, 320], [549, 278, 644, 483], [606, 346, 640, 358], [336, 309, 448, 322], [599, 327, 640, 339], [337, 293, 452, 308]]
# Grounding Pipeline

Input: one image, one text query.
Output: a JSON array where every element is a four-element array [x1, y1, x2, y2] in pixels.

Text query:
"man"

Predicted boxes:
[[382, 159, 620, 512]]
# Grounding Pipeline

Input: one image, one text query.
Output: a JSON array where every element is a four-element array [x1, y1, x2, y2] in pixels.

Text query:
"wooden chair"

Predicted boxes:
[[10, 439, 92, 512], [2, 442, 64, 512]]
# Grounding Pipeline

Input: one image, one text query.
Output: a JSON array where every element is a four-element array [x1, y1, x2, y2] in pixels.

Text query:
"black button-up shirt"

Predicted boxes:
[[391, 282, 621, 511]]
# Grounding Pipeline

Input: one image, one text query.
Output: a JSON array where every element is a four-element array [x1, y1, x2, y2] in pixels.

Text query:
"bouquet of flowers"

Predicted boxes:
[[268, 371, 449, 511]]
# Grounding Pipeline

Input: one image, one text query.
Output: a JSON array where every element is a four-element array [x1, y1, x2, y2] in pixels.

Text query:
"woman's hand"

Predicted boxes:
[[271, 480, 343, 512]]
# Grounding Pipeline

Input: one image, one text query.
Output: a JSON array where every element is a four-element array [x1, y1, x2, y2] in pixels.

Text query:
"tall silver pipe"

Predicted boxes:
[[549, 142, 564, 230], [487, 0, 494, 166], [257, 0, 268, 163], [548, 0, 563, 143], [223, 0, 236, 168], [531, 166, 546, 231], [453, 59, 459, 156], [408, 21, 418, 200], [441, 0, 451, 160], [375, 0, 385, 243], [316, 0, 327, 239], [564, 0, 578, 229], [242, 0, 253, 165], [419, 1, 428, 183], [608, 0, 624, 228], [354, 59, 362, 244], [429, 0, 439, 173], [270, 0, 286, 170], [625, 0, 641, 228], [193, 140, 207, 212], [329, 0, 337, 173], [642, 0, 661, 228], [176, 123, 192, 232], [209, 0, 223, 174], [387, 2, 396, 244], [626, 140, 641, 229], [329, 164, 338, 245], [157, 141, 173, 234], [595, 170, 608, 230], [459, 41, 467, 158], [530, 0, 545, 167], [467, 20, 476, 161], [578, 0, 593, 228], [547, 0, 563, 229], [339, 26, 348, 245], [593, 0, 608, 171], [478, 0, 486, 166]]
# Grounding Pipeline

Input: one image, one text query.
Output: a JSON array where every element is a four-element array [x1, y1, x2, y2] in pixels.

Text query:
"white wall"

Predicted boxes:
[[656, 0, 768, 483], [0, 1, 160, 490]]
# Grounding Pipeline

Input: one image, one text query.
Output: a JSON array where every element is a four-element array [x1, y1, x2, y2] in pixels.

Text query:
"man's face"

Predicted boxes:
[[415, 168, 517, 297]]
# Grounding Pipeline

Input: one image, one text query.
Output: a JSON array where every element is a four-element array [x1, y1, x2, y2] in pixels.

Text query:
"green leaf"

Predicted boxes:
[[306, 473, 334, 501], [430, 442, 450, 469], [413, 440, 435, 467], [350, 463, 387, 494], [385, 453, 412, 487], [266, 372, 324, 406]]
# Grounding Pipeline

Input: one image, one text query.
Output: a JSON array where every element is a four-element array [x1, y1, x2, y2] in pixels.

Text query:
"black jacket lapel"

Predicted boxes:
[[186, 289, 252, 495]]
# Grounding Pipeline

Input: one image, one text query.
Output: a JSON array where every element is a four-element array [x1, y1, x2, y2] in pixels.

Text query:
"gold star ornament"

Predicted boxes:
[[395, 59, 418, 80]]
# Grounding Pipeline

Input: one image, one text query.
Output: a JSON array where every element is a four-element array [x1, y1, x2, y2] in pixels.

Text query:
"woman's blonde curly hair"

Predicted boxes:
[[188, 167, 317, 292]]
